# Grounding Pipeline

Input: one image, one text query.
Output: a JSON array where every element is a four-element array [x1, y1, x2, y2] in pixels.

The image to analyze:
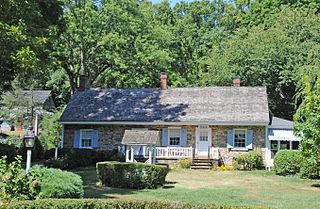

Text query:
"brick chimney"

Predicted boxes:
[[79, 75, 89, 91], [233, 76, 240, 87], [160, 72, 168, 90]]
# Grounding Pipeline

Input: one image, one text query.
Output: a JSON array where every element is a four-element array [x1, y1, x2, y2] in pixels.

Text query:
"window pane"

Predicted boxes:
[[169, 128, 180, 145], [280, 141, 289, 150], [271, 141, 278, 149], [234, 130, 246, 148], [292, 141, 299, 149], [81, 130, 92, 147], [200, 131, 208, 141]]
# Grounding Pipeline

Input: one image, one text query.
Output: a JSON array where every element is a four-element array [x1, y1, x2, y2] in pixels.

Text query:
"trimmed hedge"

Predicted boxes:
[[44, 148, 123, 169], [274, 150, 303, 176], [37, 168, 84, 198], [233, 151, 264, 170], [96, 161, 170, 189], [6, 199, 271, 209], [300, 159, 320, 179]]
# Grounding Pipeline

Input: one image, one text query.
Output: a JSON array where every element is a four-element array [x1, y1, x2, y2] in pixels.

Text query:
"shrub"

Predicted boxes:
[[6, 198, 271, 209], [274, 150, 303, 176], [44, 148, 123, 169], [96, 161, 170, 189], [214, 165, 234, 171], [299, 159, 320, 179], [233, 151, 264, 170], [0, 156, 41, 202], [0, 143, 18, 163], [37, 168, 84, 198], [177, 158, 192, 169]]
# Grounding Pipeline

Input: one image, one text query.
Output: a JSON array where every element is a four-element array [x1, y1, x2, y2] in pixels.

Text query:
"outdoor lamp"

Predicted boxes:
[[24, 126, 35, 172]]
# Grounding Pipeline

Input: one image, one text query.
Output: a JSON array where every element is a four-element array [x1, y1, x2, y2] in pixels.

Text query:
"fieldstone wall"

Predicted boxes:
[[63, 124, 195, 150], [63, 124, 266, 165]]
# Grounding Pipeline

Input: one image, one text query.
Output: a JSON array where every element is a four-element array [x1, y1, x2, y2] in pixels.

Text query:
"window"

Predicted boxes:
[[292, 141, 299, 149], [81, 130, 93, 148], [169, 128, 180, 146], [234, 129, 246, 148], [199, 130, 209, 141], [280, 141, 290, 150]]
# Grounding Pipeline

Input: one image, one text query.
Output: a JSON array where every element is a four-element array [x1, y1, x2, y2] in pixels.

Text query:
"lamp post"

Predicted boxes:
[[24, 126, 35, 173]]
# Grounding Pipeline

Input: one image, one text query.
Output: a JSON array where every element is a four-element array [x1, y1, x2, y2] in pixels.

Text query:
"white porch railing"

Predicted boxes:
[[209, 147, 220, 160], [156, 147, 193, 158]]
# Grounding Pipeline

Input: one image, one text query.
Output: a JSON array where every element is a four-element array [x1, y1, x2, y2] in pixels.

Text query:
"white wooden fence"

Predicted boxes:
[[155, 147, 193, 158]]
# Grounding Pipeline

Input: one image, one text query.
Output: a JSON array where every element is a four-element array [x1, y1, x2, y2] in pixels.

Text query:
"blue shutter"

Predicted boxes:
[[162, 128, 168, 146], [180, 128, 188, 146], [74, 130, 80, 148], [227, 130, 234, 148], [246, 130, 253, 149], [92, 130, 99, 148]]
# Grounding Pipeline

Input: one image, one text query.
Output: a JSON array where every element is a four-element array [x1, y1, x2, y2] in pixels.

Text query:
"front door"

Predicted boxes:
[[196, 127, 211, 156]]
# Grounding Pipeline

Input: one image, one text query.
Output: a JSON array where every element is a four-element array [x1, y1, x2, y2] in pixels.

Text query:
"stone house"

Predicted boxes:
[[59, 74, 299, 166]]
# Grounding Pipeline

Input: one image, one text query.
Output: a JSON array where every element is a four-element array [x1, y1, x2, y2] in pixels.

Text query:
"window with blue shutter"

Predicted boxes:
[[162, 128, 168, 146], [227, 130, 234, 148], [180, 128, 188, 146], [74, 130, 80, 148], [92, 130, 99, 148], [246, 130, 253, 149]]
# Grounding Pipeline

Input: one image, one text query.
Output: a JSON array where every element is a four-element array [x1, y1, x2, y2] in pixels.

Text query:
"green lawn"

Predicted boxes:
[[73, 167, 320, 209]]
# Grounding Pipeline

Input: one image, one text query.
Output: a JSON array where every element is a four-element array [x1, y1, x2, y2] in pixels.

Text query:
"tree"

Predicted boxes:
[[40, 110, 63, 159], [294, 71, 320, 179]]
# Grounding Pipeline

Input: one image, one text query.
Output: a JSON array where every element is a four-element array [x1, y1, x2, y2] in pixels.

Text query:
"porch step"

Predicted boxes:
[[191, 158, 213, 169]]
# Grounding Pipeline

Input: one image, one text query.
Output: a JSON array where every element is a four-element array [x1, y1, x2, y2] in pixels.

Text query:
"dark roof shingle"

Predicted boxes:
[[60, 87, 269, 124]]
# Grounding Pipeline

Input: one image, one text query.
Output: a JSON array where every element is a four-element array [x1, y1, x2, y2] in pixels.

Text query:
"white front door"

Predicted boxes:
[[196, 128, 212, 156]]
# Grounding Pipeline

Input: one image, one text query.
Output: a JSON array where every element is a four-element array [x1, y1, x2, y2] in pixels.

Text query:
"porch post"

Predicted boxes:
[[148, 145, 152, 164], [153, 145, 156, 164], [125, 145, 130, 162], [289, 141, 292, 150], [130, 146, 134, 162]]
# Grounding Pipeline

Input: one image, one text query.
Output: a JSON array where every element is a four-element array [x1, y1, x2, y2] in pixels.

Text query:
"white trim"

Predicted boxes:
[[233, 128, 247, 148], [61, 125, 64, 148], [168, 127, 181, 147], [195, 127, 212, 156], [60, 121, 268, 126], [79, 129, 94, 148]]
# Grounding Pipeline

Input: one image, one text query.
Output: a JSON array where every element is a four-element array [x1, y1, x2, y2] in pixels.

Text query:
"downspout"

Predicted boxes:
[[61, 124, 64, 148]]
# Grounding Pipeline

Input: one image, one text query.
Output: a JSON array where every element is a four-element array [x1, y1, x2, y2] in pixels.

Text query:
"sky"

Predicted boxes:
[[150, 0, 195, 6]]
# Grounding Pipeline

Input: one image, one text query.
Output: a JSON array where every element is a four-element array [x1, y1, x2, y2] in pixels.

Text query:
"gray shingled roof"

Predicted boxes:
[[23, 90, 51, 104], [270, 116, 294, 127], [60, 87, 269, 124], [122, 130, 160, 145]]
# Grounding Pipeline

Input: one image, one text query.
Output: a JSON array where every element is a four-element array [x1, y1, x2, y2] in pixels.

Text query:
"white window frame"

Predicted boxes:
[[168, 127, 181, 146], [80, 129, 93, 148], [233, 129, 247, 148]]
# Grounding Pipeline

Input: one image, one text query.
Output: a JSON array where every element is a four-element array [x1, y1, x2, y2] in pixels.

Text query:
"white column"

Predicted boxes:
[[34, 114, 39, 136], [54, 147, 58, 160], [26, 149, 32, 173], [130, 146, 134, 162], [289, 141, 292, 150], [61, 125, 64, 148], [148, 146, 152, 164], [125, 146, 130, 162]]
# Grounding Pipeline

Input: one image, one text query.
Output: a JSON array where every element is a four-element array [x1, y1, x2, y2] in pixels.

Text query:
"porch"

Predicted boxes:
[[126, 146, 220, 161]]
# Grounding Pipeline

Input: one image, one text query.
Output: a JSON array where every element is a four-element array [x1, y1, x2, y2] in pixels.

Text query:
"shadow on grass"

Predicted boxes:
[[311, 184, 320, 188]]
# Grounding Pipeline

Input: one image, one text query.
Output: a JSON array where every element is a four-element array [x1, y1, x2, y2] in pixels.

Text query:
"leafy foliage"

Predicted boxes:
[[177, 158, 192, 169], [0, 156, 41, 202], [273, 150, 303, 176], [233, 151, 264, 170], [96, 161, 170, 189], [37, 167, 83, 198], [294, 71, 320, 179], [6, 198, 271, 209]]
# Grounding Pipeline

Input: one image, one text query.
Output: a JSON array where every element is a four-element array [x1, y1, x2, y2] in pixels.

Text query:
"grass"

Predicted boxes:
[[72, 167, 320, 209]]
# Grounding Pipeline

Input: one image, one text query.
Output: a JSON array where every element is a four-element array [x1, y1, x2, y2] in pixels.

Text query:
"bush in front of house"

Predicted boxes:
[[177, 158, 192, 169], [273, 150, 303, 176], [36, 167, 84, 198], [0, 143, 18, 163], [0, 156, 41, 202], [96, 161, 170, 189], [44, 148, 123, 169], [299, 159, 320, 179], [6, 198, 271, 209], [233, 151, 264, 170]]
